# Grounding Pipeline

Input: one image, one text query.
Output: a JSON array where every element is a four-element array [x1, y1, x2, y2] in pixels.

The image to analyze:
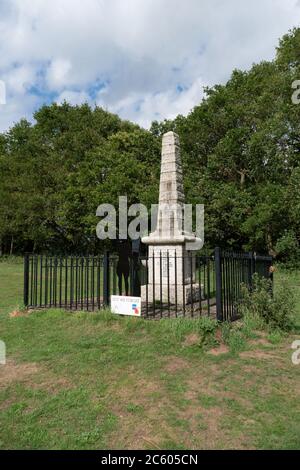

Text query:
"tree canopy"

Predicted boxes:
[[1, 28, 300, 258]]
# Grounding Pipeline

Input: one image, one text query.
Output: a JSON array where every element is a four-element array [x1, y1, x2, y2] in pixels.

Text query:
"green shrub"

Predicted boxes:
[[196, 316, 219, 348], [157, 316, 218, 346], [226, 329, 246, 353], [240, 274, 295, 331], [220, 321, 231, 344], [0, 255, 23, 264], [240, 311, 265, 338], [275, 230, 300, 266], [267, 329, 285, 344], [221, 321, 246, 353]]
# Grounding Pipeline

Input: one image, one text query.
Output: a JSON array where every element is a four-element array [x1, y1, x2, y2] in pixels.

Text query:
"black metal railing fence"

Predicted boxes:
[[24, 254, 109, 311], [215, 248, 273, 321], [24, 252, 216, 319], [138, 252, 215, 318], [24, 248, 273, 321]]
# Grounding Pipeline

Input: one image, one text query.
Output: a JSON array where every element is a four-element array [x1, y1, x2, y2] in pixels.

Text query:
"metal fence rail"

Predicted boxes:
[[24, 248, 273, 321], [24, 254, 109, 311], [215, 248, 273, 321], [138, 253, 216, 319], [24, 252, 216, 319]]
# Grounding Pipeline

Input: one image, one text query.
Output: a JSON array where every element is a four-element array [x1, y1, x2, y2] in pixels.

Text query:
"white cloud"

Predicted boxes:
[[107, 78, 206, 128], [46, 58, 72, 89], [0, 0, 300, 131], [0, 92, 39, 131], [3, 64, 36, 95], [57, 89, 90, 106]]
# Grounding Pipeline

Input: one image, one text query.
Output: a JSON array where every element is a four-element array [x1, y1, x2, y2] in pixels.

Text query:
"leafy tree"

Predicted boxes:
[[2, 28, 300, 259]]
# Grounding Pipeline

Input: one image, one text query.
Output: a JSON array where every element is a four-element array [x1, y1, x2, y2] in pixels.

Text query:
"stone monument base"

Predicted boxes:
[[141, 283, 202, 306]]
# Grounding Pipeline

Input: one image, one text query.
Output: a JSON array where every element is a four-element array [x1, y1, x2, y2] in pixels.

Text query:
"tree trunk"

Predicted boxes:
[[266, 232, 277, 257], [238, 170, 246, 187], [10, 236, 14, 256]]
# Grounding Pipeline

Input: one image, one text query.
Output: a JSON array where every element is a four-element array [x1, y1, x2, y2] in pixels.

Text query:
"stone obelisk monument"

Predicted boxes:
[[141, 131, 200, 304]]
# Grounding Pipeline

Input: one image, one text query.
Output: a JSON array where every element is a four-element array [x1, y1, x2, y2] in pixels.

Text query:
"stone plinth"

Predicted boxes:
[[141, 245, 200, 305], [141, 284, 201, 306]]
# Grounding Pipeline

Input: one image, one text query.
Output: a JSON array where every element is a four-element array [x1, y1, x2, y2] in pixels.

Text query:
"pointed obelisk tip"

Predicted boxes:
[[162, 131, 180, 146]]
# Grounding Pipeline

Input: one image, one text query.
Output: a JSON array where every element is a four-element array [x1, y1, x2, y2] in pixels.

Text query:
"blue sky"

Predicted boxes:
[[0, 0, 300, 131]]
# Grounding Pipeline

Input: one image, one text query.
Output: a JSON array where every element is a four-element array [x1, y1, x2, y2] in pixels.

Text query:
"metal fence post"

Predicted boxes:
[[215, 247, 223, 322], [103, 251, 110, 307], [24, 254, 30, 308], [269, 257, 274, 297], [248, 251, 254, 290]]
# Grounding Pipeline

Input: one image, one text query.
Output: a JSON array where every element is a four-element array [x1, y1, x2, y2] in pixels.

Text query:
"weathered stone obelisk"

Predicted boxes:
[[141, 131, 200, 305]]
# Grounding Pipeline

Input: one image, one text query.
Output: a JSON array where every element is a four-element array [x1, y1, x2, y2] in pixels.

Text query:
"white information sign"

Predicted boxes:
[[111, 295, 142, 317]]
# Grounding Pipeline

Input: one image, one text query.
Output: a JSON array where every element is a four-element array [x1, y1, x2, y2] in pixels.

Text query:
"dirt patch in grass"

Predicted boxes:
[[249, 338, 270, 347], [253, 330, 268, 338], [199, 407, 228, 447], [164, 357, 189, 373], [239, 350, 279, 360], [108, 418, 163, 450], [179, 362, 257, 448], [112, 379, 162, 413], [178, 404, 230, 449], [9, 309, 28, 318], [105, 374, 162, 417], [183, 333, 200, 347], [239, 337, 294, 362], [31, 375, 73, 393], [208, 344, 229, 356], [106, 375, 169, 450], [0, 359, 73, 394], [184, 365, 222, 402], [0, 359, 39, 388], [105, 368, 233, 450], [177, 397, 251, 449]]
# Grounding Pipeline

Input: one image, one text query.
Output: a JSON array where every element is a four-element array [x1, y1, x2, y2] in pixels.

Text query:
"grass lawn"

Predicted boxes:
[[0, 258, 300, 450]]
